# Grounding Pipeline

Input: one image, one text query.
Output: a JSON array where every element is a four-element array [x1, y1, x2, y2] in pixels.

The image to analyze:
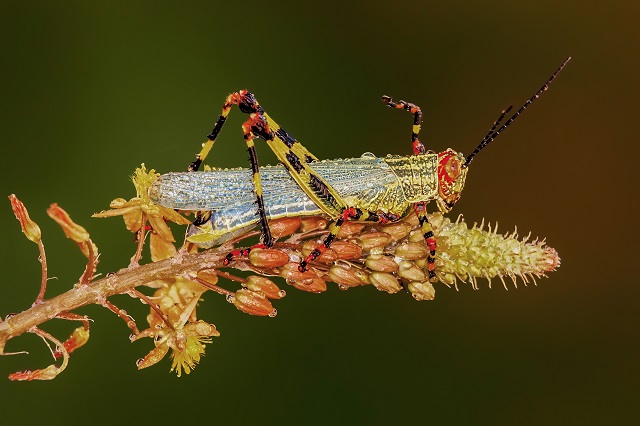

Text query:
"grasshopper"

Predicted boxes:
[[149, 58, 570, 280]]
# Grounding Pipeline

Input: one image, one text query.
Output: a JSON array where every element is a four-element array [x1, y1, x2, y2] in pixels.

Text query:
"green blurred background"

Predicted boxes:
[[1, 1, 638, 424]]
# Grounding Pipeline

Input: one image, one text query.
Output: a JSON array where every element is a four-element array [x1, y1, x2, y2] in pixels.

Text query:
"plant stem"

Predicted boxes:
[[0, 249, 226, 353]]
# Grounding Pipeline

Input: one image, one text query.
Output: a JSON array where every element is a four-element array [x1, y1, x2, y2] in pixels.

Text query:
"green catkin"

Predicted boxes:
[[427, 213, 560, 290]]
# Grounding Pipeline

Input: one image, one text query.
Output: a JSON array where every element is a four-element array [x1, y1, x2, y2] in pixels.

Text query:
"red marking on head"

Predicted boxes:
[[436, 149, 468, 212]]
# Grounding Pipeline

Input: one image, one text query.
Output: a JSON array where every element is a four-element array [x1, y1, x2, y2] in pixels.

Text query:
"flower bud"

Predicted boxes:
[[381, 222, 412, 241], [230, 289, 276, 316], [9, 194, 42, 243], [327, 265, 362, 288], [357, 232, 392, 251], [330, 241, 363, 260], [365, 254, 399, 273], [269, 217, 301, 238], [353, 268, 371, 285], [402, 212, 420, 227], [290, 277, 327, 293], [397, 260, 426, 282], [394, 242, 428, 260], [408, 231, 426, 243], [336, 221, 366, 238], [407, 281, 436, 301], [370, 272, 402, 294], [249, 248, 289, 268], [299, 216, 328, 232], [245, 275, 285, 299], [47, 203, 89, 243], [279, 262, 320, 281], [428, 212, 445, 231], [54, 326, 90, 359]]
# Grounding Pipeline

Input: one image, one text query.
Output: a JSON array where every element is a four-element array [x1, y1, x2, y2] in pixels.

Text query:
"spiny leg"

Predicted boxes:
[[224, 110, 276, 258], [381, 95, 425, 155], [185, 91, 274, 261]]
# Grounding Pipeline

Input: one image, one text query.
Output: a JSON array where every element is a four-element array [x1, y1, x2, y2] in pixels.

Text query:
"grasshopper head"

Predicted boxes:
[[436, 149, 468, 213]]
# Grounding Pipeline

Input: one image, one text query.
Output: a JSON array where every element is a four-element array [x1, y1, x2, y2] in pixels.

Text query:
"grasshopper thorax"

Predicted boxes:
[[436, 149, 468, 213]]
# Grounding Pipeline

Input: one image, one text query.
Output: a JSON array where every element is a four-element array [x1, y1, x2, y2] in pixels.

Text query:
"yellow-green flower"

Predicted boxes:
[[93, 165, 191, 242]]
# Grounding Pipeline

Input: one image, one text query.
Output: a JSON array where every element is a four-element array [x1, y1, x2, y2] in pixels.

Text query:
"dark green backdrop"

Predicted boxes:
[[1, 1, 637, 424]]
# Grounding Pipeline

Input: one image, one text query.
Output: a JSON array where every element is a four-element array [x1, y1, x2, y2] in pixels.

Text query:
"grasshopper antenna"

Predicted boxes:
[[463, 57, 571, 168], [480, 104, 513, 146]]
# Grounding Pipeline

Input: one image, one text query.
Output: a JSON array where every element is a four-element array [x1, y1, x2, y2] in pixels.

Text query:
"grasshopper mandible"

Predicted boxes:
[[149, 58, 570, 279]]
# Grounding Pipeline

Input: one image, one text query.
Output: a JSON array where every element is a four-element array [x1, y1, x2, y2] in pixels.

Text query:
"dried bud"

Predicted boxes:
[[55, 326, 90, 359], [336, 221, 366, 238], [402, 212, 420, 227], [357, 232, 392, 251], [245, 275, 286, 299], [408, 231, 426, 243], [327, 265, 362, 287], [397, 260, 426, 282], [330, 241, 363, 260], [9, 364, 61, 381], [9, 194, 41, 243], [47, 203, 98, 258], [269, 217, 301, 238], [407, 281, 436, 301], [365, 254, 399, 273], [230, 289, 276, 316], [299, 216, 328, 232], [370, 272, 402, 294], [290, 277, 327, 293], [352, 268, 371, 285], [249, 248, 289, 268], [279, 262, 320, 282], [394, 242, 428, 260], [381, 222, 413, 241]]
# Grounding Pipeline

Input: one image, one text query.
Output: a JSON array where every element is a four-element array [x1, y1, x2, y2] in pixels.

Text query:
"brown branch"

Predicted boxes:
[[0, 249, 226, 352]]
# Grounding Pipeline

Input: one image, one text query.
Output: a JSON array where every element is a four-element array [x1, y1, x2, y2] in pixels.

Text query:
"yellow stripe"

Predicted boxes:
[[196, 108, 231, 164], [263, 113, 345, 217], [252, 172, 263, 195]]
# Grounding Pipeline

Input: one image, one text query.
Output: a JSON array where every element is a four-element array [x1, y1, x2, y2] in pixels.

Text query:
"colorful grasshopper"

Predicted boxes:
[[149, 58, 570, 280]]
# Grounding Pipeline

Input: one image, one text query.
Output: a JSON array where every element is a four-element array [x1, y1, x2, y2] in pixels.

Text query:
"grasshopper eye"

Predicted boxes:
[[445, 156, 461, 180]]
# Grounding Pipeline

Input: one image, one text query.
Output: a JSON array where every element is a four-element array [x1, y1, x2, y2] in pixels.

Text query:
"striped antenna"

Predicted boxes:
[[463, 57, 571, 168]]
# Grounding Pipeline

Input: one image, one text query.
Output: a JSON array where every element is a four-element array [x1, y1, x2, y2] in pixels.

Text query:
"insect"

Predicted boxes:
[[149, 58, 570, 279]]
